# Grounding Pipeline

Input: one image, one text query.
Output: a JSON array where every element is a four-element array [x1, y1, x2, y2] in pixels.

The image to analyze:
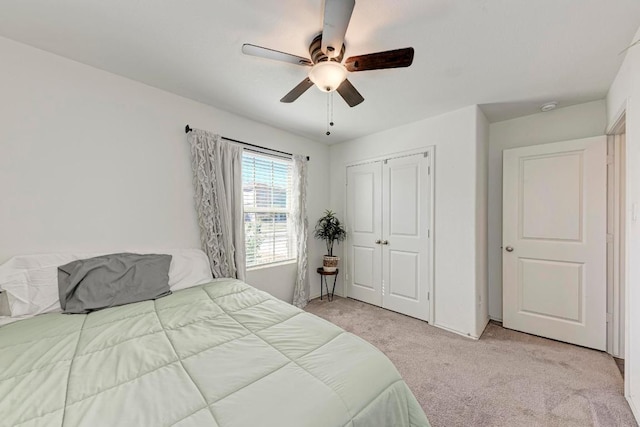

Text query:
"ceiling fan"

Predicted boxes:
[[242, 0, 414, 107]]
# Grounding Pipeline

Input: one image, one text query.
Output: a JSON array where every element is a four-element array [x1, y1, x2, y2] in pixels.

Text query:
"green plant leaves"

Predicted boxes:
[[314, 210, 347, 256]]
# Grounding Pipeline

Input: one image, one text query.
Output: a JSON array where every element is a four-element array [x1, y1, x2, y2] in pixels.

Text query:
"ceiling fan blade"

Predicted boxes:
[[242, 44, 312, 66], [345, 47, 415, 72], [280, 78, 314, 103], [322, 0, 355, 59], [336, 79, 364, 107]]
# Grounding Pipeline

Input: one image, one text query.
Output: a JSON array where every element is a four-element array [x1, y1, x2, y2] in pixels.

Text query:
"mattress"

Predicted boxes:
[[0, 278, 430, 427]]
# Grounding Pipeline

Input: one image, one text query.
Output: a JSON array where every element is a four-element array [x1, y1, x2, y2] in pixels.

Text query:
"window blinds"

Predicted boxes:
[[242, 151, 295, 267]]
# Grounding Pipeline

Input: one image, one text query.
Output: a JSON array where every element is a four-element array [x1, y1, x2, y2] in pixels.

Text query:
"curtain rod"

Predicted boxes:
[[185, 125, 310, 161]]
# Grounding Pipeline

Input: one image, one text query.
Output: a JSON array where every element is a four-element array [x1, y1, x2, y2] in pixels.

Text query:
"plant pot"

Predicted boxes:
[[323, 256, 339, 272]]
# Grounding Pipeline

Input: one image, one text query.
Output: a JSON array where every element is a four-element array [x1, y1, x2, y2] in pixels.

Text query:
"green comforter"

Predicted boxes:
[[0, 279, 430, 427]]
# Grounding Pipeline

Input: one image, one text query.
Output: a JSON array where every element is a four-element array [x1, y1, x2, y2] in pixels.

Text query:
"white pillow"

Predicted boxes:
[[163, 249, 214, 291], [0, 249, 213, 318], [0, 267, 61, 317]]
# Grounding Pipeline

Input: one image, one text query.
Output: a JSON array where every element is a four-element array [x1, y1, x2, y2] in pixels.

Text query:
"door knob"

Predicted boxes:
[[375, 240, 381, 244], [505, 246, 514, 252], [382, 240, 389, 245]]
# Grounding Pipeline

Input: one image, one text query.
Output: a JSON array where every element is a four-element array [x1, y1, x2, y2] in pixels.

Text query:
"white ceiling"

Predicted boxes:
[[0, 0, 638, 143]]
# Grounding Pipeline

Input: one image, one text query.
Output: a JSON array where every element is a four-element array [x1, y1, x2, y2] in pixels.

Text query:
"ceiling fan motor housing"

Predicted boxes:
[[310, 33, 345, 64]]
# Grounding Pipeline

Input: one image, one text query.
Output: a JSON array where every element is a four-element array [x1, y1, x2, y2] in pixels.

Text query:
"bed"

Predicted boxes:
[[0, 276, 430, 426]]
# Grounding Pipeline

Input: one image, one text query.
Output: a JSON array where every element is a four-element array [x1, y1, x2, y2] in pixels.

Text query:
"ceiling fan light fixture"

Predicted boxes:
[[308, 61, 347, 92]]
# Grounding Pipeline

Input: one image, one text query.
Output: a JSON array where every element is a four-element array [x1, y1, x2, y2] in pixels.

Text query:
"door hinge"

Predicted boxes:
[[427, 292, 430, 301], [424, 152, 428, 158], [606, 313, 613, 324], [384, 159, 388, 164], [427, 229, 430, 238], [428, 166, 431, 175]]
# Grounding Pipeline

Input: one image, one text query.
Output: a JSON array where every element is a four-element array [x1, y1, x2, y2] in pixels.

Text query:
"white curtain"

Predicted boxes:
[[292, 155, 309, 308], [188, 130, 246, 280]]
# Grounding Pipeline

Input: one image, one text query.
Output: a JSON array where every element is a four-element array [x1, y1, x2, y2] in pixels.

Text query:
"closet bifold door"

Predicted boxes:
[[346, 162, 383, 306], [381, 154, 431, 321]]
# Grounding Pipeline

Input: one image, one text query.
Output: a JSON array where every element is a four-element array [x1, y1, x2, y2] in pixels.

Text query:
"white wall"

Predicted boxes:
[[0, 36, 330, 303], [329, 105, 487, 338], [475, 107, 490, 337], [486, 100, 608, 320], [607, 25, 640, 422]]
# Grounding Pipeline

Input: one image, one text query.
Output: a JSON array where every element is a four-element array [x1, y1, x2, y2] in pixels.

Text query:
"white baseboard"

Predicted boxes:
[[308, 290, 344, 302], [489, 315, 503, 323], [307, 296, 484, 342], [309, 292, 321, 300], [627, 393, 639, 423], [434, 322, 480, 340]]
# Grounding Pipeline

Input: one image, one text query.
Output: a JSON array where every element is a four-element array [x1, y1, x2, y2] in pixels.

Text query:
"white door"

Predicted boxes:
[[346, 162, 383, 306], [382, 154, 431, 321], [346, 152, 432, 321], [503, 136, 607, 350]]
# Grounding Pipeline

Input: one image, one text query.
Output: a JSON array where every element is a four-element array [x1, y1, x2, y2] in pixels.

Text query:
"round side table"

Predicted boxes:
[[317, 267, 339, 302]]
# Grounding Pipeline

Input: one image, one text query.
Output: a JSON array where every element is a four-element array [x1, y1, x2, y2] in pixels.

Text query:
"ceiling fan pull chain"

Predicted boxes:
[[326, 93, 331, 136], [330, 92, 334, 128]]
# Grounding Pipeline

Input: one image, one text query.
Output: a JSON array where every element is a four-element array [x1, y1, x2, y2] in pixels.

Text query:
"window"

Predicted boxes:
[[242, 151, 295, 268]]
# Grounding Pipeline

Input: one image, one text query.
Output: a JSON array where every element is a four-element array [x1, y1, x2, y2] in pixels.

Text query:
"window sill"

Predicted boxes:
[[247, 259, 297, 272]]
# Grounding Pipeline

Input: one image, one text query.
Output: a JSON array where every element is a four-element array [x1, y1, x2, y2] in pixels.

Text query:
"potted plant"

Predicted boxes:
[[314, 210, 347, 272]]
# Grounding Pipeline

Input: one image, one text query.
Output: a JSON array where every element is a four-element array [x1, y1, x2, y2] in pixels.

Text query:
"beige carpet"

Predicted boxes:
[[305, 297, 637, 427]]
